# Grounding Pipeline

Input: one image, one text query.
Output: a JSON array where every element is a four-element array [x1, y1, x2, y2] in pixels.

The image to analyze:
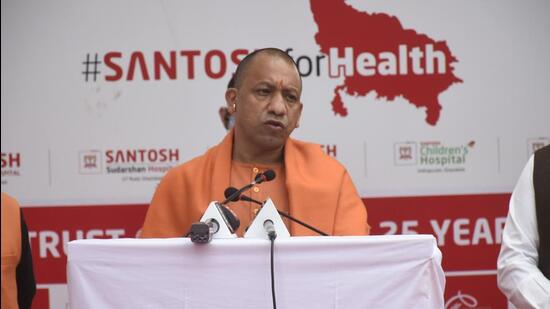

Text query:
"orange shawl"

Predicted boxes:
[[141, 131, 369, 237]]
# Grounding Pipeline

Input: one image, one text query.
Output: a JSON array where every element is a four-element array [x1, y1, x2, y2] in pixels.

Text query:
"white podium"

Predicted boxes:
[[67, 235, 445, 308]]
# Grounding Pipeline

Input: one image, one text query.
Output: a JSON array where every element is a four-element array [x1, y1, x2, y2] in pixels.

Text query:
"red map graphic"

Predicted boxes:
[[310, 0, 462, 125]]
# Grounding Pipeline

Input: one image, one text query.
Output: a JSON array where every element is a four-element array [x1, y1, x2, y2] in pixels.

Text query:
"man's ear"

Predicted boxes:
[[225, 88, 237, 113]]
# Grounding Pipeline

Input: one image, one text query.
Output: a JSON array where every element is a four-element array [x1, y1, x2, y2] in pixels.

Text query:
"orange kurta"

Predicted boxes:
[[229, 161, 289, 236], [141, 130, 369, 237]]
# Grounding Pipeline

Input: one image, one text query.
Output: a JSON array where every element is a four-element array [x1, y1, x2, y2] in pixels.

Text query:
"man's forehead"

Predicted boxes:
[[244, 54, 301, 88], [252, 79, 300, 94]]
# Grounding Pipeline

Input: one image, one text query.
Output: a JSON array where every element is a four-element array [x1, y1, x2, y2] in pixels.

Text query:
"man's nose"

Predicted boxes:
[[268, 92, 286, 115]]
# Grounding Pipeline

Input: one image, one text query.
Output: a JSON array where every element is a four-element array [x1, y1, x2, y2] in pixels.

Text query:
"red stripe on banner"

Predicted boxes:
[[32, 288, 50, 309], [363, 193, 511, 270], [23, 204, 148, 284]]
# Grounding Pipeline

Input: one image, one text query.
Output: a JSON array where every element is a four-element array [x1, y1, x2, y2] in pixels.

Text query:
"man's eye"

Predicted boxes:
[[257, 88, 271, 95], [286, 94, 298, 103]]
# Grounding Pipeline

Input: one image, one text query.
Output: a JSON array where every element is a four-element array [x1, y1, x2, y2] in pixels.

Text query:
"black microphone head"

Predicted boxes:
[[224, 187, 240, 202], [263, 169, 276, 181], [219, 204, 240, 232], [254, 169, 276, 184]]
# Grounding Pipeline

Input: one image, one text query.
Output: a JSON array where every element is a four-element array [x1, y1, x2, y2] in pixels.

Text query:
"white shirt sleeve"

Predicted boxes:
[[497, 156, 550, 309]]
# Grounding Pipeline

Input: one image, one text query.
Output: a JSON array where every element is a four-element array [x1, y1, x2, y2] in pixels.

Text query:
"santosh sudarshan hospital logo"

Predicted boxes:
[[79, 150, 102, 174], [395, 141, 475, 173], [79, 148, 179, 175]]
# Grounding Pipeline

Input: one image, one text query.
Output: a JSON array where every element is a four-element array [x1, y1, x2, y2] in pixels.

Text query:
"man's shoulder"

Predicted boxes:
[[287, 138, 346, 172], [164, 146, 219, 180]]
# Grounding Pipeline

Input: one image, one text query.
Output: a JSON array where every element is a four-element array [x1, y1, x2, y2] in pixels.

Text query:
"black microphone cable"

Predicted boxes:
[[262, 219, 277, 309], [269, 236, 276, 309]]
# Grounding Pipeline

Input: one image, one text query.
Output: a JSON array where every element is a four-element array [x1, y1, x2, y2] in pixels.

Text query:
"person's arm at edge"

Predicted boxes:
[[497, 156, 550, 308]]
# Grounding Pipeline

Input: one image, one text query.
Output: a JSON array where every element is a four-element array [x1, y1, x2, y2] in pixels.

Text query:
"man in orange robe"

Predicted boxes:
[[141, 48, 369, 238], [1, 193, 36, 309]]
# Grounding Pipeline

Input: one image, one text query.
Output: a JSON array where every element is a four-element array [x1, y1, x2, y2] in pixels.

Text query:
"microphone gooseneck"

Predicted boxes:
[[240, 194, 263, 206]]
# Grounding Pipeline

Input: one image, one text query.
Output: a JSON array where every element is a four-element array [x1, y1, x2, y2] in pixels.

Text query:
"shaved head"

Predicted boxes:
[[232, 48, 302, 93], [225, 48, 304, 163]]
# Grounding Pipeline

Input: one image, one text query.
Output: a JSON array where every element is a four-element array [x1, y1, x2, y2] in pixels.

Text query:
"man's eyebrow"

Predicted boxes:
[[282, 85, 299, 92], [253, 79, 300, 92]]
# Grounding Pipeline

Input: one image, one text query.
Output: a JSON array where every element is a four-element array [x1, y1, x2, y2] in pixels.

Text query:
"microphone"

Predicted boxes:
[[189, 219, 219, 244], [223, 187, 242, 203], [223, 187, 329, 236], [264, 220, 277, 240], [221, 169, 276, 205], [189, 203, 240, 244], [218, 203, 240, 233], [224, 187, 263, 205], [255, 169, 276, 183]]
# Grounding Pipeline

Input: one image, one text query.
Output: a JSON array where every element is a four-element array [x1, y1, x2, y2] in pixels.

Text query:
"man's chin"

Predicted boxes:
[[258, 134, 287, 150]]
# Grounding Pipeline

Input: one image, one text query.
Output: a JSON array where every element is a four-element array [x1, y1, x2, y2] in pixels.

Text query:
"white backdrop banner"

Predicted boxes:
[[2, 0, 550, 308], [3, 0, 549, 205]]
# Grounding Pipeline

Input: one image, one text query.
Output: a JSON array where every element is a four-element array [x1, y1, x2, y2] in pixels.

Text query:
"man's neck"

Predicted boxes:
[[232, 137, 284, 165]]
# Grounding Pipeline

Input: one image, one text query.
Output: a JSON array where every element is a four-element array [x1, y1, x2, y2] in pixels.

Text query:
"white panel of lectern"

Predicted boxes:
[[67, 235, 444, 308]]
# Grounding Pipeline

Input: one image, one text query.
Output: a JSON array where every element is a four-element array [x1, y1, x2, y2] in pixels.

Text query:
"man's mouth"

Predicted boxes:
[[264, 120, 285, 130]]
